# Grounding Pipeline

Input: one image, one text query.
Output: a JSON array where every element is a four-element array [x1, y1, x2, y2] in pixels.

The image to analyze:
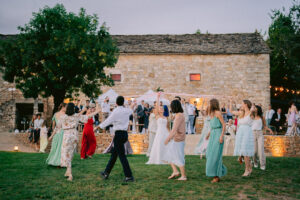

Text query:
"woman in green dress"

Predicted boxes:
[[205, 99, 227, 183], [46, 103, 66, 166]]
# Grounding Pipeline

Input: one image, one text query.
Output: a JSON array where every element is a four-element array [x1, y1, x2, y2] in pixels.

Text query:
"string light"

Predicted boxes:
[[270, 85, 300, 95]]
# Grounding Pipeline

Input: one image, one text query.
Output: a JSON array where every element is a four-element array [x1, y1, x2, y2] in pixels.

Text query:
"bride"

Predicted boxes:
[[146, 92, 169, 165]]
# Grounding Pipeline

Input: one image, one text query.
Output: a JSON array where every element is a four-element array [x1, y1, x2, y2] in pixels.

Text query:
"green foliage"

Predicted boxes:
[[267, 1, 300, 95], [0, 152, 300, 199], [195, 29, 201, 34], [0, 4, 119, 111]]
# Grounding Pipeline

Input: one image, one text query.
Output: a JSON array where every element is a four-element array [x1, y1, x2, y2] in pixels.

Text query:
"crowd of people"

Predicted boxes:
[[25, 92, 299, 183]]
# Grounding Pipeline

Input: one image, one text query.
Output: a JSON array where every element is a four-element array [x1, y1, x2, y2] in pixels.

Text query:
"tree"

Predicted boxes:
[[267, 1, 300, 100], [0, 4, 119, 113]]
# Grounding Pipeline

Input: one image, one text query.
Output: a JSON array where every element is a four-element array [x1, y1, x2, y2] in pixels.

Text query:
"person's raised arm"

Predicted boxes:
[[230, 100, 239, 116], [154, 93, 160, 116], [87, 107, 102, 119], [130, 101, 137, 110]]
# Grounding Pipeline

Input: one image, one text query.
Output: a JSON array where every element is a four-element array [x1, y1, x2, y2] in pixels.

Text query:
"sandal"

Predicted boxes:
[[211, 177, 220, 183], [168, 172, 180, 179], [177, 176, 187, 181]]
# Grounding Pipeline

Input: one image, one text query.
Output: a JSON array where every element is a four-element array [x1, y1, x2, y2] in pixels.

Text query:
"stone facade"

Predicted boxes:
[[0, 33, 270, 130], [264, 136, 300, 157], [0, 75, 53, 130], [103, 54, 270, 109], [78, 133, 149, 154]]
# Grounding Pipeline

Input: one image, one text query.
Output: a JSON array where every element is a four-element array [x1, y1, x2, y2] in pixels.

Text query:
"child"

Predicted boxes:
[[39, 121, 48, 153]]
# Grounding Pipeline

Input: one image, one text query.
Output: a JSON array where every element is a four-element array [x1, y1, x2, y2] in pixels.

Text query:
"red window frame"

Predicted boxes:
[[111, 74, 121, 82], [189, 73, 201, 81]]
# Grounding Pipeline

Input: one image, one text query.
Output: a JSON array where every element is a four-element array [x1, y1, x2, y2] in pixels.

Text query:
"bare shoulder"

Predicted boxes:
[[215, 111, 222, 117]]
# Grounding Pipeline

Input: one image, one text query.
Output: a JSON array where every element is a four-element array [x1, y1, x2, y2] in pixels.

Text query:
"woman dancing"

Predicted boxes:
[[252, 105, 273, 170], [46, 103, 66, 166], [231, 100, 255, 177], [205, 99, 227, 183], [146, 93, 169, 165], [163, 98, 187, 181], [195, 103, 210, 159], [80, 103, 97, 159], [61, 103, 100, 181]]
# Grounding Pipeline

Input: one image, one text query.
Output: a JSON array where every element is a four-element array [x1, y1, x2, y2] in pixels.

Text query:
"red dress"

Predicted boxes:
[[81, 118, 97, 159]]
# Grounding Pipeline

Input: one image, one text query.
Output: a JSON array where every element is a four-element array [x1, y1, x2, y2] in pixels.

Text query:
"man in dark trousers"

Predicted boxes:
[[270, 108, 286, 132], [136, 100, 145, 133], [95, 96, 136, 182]]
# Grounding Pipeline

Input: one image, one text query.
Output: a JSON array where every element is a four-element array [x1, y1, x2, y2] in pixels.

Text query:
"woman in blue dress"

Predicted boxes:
[[230, 100, 255, 177], [205, 99, 227, 183]]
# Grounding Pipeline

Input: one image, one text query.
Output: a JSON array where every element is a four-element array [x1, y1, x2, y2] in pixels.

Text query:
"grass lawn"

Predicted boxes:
[[0, 152, 299, 200]]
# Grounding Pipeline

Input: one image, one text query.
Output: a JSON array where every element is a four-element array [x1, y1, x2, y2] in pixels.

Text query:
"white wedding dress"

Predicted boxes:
[[146, 117, 169, 165]]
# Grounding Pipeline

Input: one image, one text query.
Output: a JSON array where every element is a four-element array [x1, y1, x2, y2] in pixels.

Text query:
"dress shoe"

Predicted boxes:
[[124, 177, 134, 182], [100, 171, 109, 180]]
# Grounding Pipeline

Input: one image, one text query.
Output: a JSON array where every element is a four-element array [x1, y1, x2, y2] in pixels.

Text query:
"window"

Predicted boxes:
[[190, 73, 201, 81], [111, 74, 121, 82]]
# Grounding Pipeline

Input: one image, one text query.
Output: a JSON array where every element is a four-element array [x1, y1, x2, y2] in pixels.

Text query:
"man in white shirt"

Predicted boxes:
[[96, 96, 136, 182], [186, 100, 196, 134], [265, 104, 275, 128], [33, 113, 44, 145], [101, 97, 110, 134]]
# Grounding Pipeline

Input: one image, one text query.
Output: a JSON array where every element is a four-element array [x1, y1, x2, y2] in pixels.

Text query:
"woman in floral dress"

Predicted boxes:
[[61, 103, 100, 181]]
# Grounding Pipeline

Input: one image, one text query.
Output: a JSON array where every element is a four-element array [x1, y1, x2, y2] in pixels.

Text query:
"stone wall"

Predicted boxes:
[[14, 132, 300, 157], [78, 133, 149, 154], [103, 54, 270, 110], [0, 72, 54, 130], [264, 136, 300, 157]]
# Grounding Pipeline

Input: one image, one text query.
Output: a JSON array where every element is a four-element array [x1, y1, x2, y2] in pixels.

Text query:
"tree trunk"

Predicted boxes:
[[52, 92, 66, 115]]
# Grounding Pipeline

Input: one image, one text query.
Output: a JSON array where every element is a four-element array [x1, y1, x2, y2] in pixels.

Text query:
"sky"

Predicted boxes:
[[0, 0, 295, 36]]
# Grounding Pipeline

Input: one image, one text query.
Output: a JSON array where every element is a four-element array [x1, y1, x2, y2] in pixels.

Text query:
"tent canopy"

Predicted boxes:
[[97, 89, 119, 105], [136, 90, 170, 105]]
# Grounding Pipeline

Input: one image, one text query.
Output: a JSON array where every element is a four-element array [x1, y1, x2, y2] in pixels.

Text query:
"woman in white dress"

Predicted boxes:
[[146, 108, 157, 157], [146, 94, 169, 165], [163, 98, 187, 181]]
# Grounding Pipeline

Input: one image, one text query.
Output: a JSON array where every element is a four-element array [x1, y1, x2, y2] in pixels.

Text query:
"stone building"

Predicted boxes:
[[106, 33, 270, 106], [0, 33, 270, 130]]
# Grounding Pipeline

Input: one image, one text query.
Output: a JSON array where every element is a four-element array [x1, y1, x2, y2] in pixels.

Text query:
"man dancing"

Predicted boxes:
[[95, 96, 135, 182]]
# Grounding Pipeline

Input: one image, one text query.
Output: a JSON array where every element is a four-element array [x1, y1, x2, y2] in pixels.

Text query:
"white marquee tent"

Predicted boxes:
[[97, 89, 119, 105], [136, 90, 170, 105]]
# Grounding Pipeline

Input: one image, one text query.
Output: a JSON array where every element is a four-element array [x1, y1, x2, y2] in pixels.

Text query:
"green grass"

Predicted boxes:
[[0, 152, 299, 200]]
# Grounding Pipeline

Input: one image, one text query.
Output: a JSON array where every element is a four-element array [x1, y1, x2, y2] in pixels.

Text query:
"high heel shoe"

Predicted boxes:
[[168, 172, 180, 179]]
